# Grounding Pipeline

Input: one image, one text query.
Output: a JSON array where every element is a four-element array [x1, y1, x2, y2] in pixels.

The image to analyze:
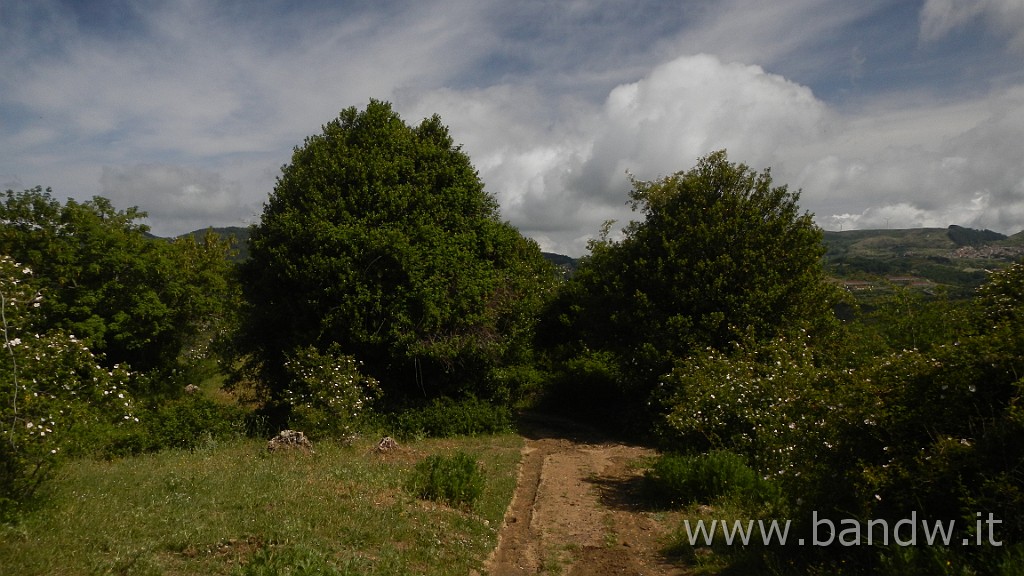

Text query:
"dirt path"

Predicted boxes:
[[483, 414, 689, 575]]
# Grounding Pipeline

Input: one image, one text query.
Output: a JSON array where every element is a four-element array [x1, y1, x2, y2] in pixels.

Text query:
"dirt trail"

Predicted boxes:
[[484, 414, 688, 575]]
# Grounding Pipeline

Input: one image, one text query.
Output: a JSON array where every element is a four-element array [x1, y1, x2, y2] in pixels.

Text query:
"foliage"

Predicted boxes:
[[234, 101, 557, 410], [947, 224, 1006, 247], [0, 255, 138, 520], [388, 396, 512, 439], [538, 347, 630, 427], [644, 451, 781, 509], [541, 150, 840, 429], [655, 330, 840, 478], [101, 394, 247, 456], [658, 263, 1024, 573], [858, 285, 971, 353], [407, 451, 485, 509], [281, 344, 382, 439], [0, 187, 237, 384]]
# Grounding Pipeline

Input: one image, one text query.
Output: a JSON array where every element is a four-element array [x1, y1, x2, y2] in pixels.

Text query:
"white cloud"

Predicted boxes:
[[4, 1, 1024, 255], [405, 54, 832, 255], [795, 84, 1024, 233], [920, 0, 1024, 51], [99, 164, 253, 236], [582, 54, 828, 192], [399, 50, 1024, 255]]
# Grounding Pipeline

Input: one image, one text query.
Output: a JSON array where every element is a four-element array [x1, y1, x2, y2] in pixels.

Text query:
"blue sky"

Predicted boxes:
[[3, 0, 1024, 255]]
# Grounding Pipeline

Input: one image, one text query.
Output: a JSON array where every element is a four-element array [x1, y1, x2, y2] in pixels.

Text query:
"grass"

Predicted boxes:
[[0, 433, 522, 575]]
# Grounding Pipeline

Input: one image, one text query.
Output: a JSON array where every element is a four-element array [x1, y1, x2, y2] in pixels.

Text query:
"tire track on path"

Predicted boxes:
[[484, 414, 689, 575]]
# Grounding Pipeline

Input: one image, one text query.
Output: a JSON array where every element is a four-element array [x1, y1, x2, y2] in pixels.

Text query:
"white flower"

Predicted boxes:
[[8, 338, 21, 347]]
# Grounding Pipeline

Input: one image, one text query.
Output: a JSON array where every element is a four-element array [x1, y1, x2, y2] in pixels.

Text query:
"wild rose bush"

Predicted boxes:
[[282, 344, 381, 439], [656, 264, 1024, 572], [655, 330, 845, 480], [1, 255, 137, 519]]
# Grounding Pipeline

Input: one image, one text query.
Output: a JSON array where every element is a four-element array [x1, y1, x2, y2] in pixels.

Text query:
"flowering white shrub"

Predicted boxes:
[[282, 344, 381, 439], [1, 255, 136, 517], [656, 330, 843, 480]]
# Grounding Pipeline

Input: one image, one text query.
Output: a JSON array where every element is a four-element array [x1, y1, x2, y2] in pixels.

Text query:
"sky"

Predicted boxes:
[[3, 0, 1024, 256]]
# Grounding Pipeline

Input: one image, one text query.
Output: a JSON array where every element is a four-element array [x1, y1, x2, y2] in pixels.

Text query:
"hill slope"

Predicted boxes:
[[171, 224, 1022, 293]]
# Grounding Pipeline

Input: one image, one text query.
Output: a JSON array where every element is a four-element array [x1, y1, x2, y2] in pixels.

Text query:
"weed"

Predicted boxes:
[[407, 451, 485, 509], [644, 450, 781, 509]]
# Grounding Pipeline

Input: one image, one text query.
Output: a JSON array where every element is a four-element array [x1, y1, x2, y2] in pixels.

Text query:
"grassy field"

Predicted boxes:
[[0, 434, 522, 576]]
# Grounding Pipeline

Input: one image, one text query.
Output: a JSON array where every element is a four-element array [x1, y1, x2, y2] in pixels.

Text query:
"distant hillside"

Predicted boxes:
[[542, 252, 578, 276], [174, 226, 580, 270], [823, 225, 1024, 294], [169, 224, 1022, 294], [178, 226, 251, 261]]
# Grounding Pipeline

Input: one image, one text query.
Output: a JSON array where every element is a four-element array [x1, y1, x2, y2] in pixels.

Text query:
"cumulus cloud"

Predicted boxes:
[[4, 1, 1024, 256], [795, 85, 1024, 233], [407, 54, 832, 254], [407, 52, 1024, 255], [581, 54, 828, 193]]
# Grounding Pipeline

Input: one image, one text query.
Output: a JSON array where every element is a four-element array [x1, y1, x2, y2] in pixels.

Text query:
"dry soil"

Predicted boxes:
[[483, 414, 689, 575]]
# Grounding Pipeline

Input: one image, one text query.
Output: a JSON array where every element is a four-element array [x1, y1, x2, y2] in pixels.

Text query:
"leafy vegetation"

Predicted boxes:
[[644, 451, 781, 509], [541, 150, 841, 430], [0, 187, 236, 382], [388, 396, 513, 440], [4, 102, 1023, 575], [281, 344, 382, 441], [232, 100, 557, 428], [407, 451, 486, 509], [0, 254, 139, 520], [648, 261, 1024, 573]]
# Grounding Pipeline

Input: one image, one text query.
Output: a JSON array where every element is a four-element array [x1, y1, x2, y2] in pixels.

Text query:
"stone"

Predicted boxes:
[[375, 436, 399, 453], [267, 429, 314, 453]]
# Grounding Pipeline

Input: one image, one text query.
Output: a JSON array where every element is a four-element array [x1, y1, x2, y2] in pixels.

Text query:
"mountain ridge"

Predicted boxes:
[[171, 224, 1023, 291]]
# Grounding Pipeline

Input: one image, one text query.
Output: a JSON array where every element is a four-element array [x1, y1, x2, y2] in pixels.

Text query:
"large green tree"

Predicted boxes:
[[0, 187, 236, 384], [234, 100, 554, 409], [543, 150, 840, 426]]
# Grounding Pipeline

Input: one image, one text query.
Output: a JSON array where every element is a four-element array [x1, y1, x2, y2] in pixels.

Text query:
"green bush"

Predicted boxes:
[[407, 452, 485, 509], [1, 255, 139, 520], [283, 344, 382, 440], [655, 330, 841, 479], [146, 395, 246, 451], [644, 451, 780, 509], [96, 394, 246, 457], [390, 396, 511, 439]]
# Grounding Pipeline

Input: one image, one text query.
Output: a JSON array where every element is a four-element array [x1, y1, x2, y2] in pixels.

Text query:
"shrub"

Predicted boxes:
[[390, 396, 511, 439], [283, 344, 382, 440], [1, 255, 139, 520], [644, 451, 780, 509], [407, 452, 485, 509], [143, 395, 246, 453], [655, 330, 841, 479]]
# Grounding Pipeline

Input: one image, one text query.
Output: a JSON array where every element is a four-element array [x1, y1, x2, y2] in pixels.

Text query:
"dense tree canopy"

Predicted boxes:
[[0, 187, 235, 381], [235, 101, 555, 408], [543, 151, 840, 423]]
